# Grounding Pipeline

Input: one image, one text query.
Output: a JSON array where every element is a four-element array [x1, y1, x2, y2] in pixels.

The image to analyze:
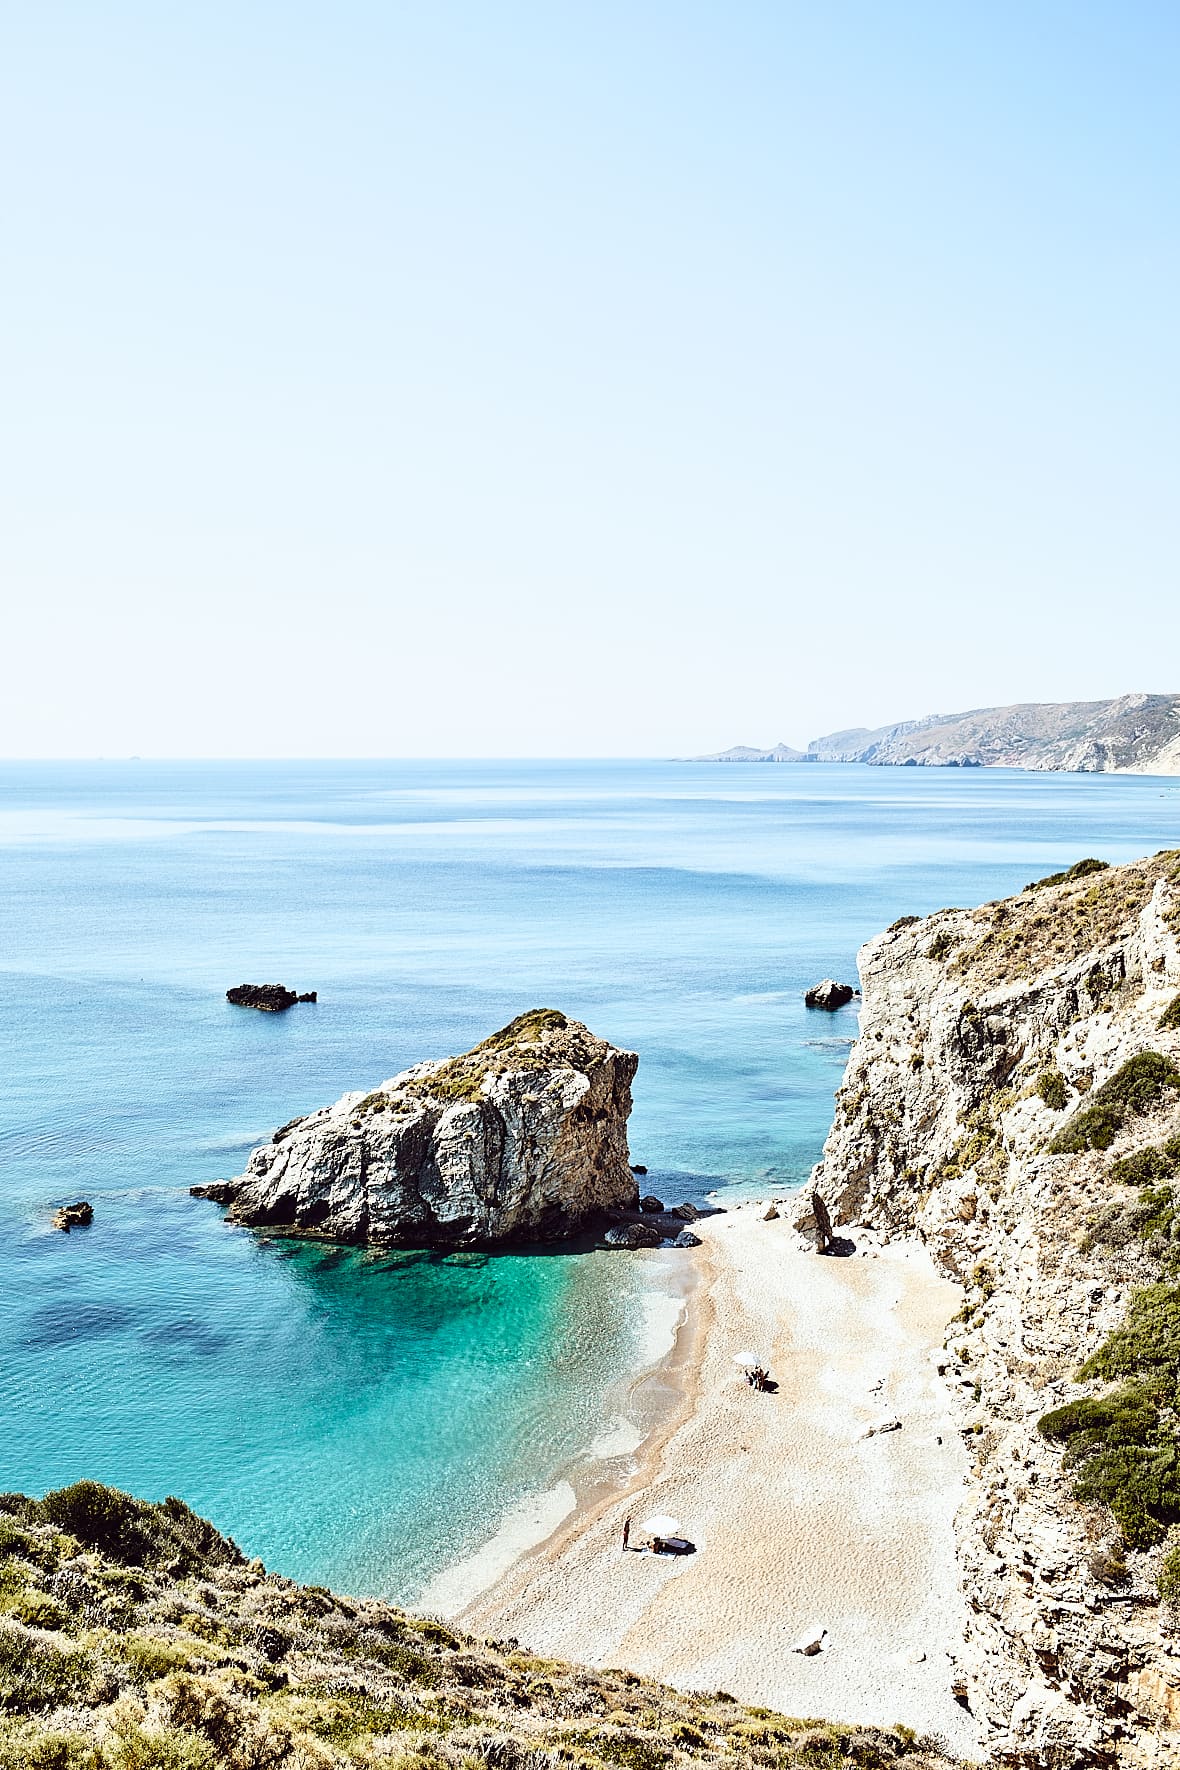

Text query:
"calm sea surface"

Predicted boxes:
[[3, 760, 1178, 1598]]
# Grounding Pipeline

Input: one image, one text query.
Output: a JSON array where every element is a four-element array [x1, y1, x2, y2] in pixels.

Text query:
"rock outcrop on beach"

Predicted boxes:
[[193, 1010, 640, 1248], [0, 1481, 956, 1770], [801, 849, 1180, 1764]]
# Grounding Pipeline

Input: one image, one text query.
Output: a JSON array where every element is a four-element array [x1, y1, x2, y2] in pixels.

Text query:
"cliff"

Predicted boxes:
[[801, 849, 1180, 1765], [193, 1010, 640, 1249], [0, 1480, 956, 1770], [806, 695, 1180, 773]]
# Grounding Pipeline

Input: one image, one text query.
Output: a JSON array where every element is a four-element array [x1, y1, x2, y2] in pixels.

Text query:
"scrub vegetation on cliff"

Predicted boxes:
[[1046, 1051, 1180, 1154], [0, 1484, 957, 1770], [1038, 1285, 1180, 1547]]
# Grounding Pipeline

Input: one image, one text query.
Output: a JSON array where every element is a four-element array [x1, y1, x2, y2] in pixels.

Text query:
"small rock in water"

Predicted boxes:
[[639, 1195, 665, 1213], [669, 1202, 699, 1221], [804, 979, 856, 1010], [226, 984, 312, 1012], [630, 1164, 648, 1175], [51, 1200, 93, 1233]]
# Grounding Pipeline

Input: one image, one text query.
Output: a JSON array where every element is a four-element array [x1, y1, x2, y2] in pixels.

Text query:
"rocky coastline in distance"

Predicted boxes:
[[695, 691, 1180, 774], [193, 1009, 703, 1251]]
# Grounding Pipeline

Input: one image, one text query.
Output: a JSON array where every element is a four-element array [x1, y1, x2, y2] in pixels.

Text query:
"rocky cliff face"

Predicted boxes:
[[195, 1010, 639, 1248], [806, 694, 1180, 773], [802, 852, 1180, 1765]]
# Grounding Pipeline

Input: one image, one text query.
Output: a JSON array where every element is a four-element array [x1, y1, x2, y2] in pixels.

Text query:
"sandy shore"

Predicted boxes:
[[455, 1204, 981, 1759]]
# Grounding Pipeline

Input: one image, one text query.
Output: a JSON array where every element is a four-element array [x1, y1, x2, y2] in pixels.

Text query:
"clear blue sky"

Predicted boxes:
[[2, 3, 1177, 756]]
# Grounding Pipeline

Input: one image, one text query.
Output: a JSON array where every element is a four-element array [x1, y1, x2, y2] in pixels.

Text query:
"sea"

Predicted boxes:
[[3, 759, 1178, 1603]]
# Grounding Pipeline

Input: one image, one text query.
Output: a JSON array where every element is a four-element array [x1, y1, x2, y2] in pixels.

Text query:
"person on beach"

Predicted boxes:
[[622, 1517, 631, 1551]]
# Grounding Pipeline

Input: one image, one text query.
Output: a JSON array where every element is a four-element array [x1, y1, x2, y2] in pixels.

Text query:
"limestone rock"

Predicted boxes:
[[804, 979, 856, 1010], [812, 850, 1180, 1765], [859, 1417, 902, 1439], [193, 1010, 639, 1250], [672, 1229, 702, 1248]]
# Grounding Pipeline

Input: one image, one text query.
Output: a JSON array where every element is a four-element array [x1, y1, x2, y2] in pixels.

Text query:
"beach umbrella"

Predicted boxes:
[[732, 1351, 759, 1367], [642, 1514, 680, 1537]]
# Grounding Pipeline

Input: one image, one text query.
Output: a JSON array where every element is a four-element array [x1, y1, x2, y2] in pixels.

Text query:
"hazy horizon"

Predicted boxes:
[[3, 3, 1178, 759]]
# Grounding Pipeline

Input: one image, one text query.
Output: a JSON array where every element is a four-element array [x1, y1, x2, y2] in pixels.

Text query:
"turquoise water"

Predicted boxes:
[[3, 759, 1179, 1599]]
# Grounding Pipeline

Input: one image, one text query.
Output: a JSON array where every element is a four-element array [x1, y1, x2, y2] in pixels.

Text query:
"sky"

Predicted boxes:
[[2, 2, 1178, 758]]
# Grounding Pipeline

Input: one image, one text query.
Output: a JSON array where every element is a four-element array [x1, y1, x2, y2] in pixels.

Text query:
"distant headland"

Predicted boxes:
[[695, 691, 1180, 774]]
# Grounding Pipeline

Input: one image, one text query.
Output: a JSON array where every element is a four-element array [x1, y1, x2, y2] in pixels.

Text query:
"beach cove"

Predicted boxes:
[[457, 1205, 981, 1758], [3, 758, 1178, 1610]]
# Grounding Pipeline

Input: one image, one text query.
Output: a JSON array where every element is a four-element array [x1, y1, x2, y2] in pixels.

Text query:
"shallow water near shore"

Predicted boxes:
[[2, 759, 1178, 1599]]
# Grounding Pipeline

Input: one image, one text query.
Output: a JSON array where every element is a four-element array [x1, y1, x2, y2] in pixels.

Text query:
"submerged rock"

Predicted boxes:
[[51, 1200, 93, 1232], [192, 1010, 639, 1249], [804, 979, 856, 1010], [226, 984, 316, 1012]]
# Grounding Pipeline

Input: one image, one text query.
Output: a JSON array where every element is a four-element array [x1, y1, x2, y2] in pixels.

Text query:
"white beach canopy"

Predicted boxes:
[[731, 1351, 760, 1367], [642, 1514, 681, 1537]]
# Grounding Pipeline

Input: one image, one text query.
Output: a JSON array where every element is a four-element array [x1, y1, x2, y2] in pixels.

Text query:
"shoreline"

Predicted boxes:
[[416, 1240, 705, 1619], [452, 1203, 982, 1759]]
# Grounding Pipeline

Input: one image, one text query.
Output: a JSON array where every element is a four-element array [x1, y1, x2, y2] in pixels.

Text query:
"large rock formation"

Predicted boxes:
[[193, 1010, 639, 1248], [799, 850, 1180, 1764]]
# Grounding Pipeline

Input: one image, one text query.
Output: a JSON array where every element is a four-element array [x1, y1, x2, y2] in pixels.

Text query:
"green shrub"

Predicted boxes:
[[1048, 1052, 1180, 1154], [35, 1485, 241, 1574], [0, 1618, 93, 1710], [1027, 857, 1110, 891], [1038, 1385, 1180, 1546], [12, 1589, 69, 1630], [1109, 1144, 1180, 1186], [1039, 1285, 1180, 1546], [1159, 993, 1180, 1032], [1037, 1070, 1068, 1112], [928, 932, 956, 961], [1159, 1530, 1180, 1606]]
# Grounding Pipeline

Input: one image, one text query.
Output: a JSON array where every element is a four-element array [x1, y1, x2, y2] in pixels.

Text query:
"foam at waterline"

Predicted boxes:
[[417, 1272, 690, 1617], [417, 1480, 578, 1619]]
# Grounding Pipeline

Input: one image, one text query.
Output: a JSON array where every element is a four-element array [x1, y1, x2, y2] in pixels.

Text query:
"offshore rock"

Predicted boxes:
[[807, 849, 1180, 1766], [193, 1010, 639, 1249], [805, 979, 856, 1010], [51, 1200, 93, 1232], [226, 984, 316, 1012]]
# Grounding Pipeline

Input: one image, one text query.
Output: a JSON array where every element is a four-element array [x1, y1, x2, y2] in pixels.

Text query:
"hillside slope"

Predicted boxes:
[[806, 695, 1180, 773], [801, 849, 1180, 1765], [0, 1482, 958, 1770]]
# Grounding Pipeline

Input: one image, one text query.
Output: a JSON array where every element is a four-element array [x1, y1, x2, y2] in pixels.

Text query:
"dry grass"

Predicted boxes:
[[948, 850, 1180, 990]]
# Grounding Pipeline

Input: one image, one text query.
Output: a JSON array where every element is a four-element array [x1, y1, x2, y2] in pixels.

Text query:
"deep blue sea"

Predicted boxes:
[[3, 759, 1178, 1600]]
